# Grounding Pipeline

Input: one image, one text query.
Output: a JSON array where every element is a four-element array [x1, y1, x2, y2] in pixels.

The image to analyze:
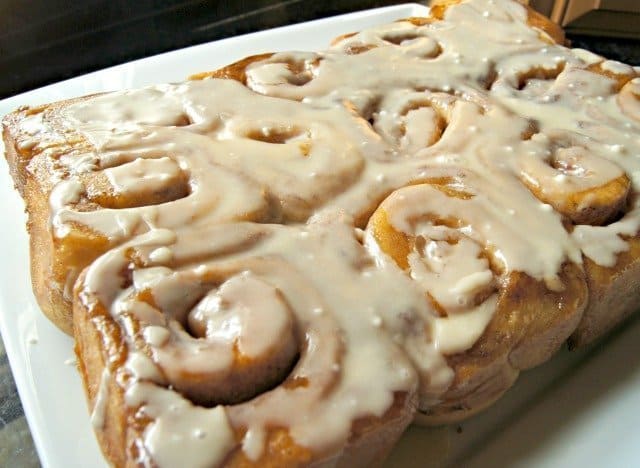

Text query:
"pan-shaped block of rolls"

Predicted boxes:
[[3, 0, 640, 466]]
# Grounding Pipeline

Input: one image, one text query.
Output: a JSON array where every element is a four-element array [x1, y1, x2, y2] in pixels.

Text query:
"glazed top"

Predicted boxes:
[[12, 0, 640, 466]]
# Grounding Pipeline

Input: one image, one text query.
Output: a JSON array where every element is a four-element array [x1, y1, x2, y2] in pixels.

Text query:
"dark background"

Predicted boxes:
[[1, 0, 639, 99], [1, 0, 406, 98]]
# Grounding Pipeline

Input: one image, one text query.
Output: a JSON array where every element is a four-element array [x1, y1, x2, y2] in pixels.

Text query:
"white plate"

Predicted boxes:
[[1, 4, 639, 467]]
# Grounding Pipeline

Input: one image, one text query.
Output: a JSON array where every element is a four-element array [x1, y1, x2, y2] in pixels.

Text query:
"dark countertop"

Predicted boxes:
[[0, 339, 39, 467], [1, 0, 408, 99], [569, 34, 640, 66], [0, 1, 639, 466]]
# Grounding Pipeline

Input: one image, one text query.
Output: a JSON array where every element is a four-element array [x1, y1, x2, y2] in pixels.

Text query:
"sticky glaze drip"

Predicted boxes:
[[91, 368, 110, 430]]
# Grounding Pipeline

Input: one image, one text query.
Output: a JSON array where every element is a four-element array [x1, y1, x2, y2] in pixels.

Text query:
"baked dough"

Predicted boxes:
[[3, 0, 640, 465], [74, 221, 420, 467]]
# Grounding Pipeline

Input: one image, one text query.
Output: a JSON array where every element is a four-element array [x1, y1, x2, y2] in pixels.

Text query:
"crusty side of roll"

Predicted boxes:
[[570, 237, 640, 347], [3, 101, 109, 335]]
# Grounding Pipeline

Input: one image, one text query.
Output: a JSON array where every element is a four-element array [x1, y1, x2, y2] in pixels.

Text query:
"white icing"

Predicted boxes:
[[242, 427, 266, 461], [434, 296, 498, 354], [49, 179, 84, 211], [15, 0, 640, 465], [91, 369, 110, 430], [125, 352, 164, 382], [104, 156, 182, 195], [149, 246, 173, 264], [126, 383, 236, 468], [81, 219, 422, 465], [143, 326, 171, 347], [571, 48, 602, 65], [601, 60, 634, 76]]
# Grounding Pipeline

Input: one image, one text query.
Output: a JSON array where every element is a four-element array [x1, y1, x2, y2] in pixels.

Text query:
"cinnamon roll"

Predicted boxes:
[[486, 37, 640, 348], [567, 73, 640, 347], [365, 178, 588, 423], [517, 129, 630, 226], [74, 217, 424, 467]]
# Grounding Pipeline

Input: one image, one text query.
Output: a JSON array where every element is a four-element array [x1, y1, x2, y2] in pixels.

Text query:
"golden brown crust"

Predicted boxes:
[[4, 103, 109, 334], [522, 173, 631, 227], [524, 4, 565, 44], [189, 53, 275, 84], [428, 0, 461, 20], [570, 235, 640, 348], [430, 263, 587, 422], [74, 298, 128, 467]]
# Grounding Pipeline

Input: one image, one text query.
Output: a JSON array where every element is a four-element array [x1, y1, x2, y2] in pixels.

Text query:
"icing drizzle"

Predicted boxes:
[[13, 0, 640, 466]]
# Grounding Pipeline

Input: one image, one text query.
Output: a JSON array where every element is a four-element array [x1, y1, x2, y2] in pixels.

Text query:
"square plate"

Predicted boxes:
[[1, 4, 639, 467]]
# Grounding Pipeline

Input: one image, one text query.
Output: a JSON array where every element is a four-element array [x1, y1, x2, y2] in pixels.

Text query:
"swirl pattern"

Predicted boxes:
[[365, 179, 588, 422], [518, 130, 630, 225], [75, 218, 431, 466]]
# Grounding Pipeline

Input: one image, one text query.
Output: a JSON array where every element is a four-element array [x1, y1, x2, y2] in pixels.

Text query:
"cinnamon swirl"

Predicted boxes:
[[74, 217, 422, 467]]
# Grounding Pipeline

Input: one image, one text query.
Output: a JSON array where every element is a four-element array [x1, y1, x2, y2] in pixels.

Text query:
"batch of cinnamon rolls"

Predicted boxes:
[[3, 0, 640, 466]]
